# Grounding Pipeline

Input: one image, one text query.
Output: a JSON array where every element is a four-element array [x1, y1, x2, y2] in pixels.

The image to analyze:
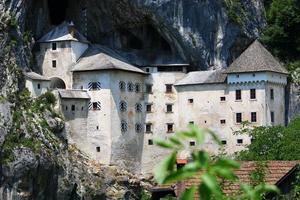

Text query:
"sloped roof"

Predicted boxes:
[[24, 72, 50, 81], [38, 21, 89, 43], [226, 40, 289, 75], [58, 90, 90, 99], [71, 46, 146, 74], [154, 161, 298, 199], [175, 70, 227, 86]]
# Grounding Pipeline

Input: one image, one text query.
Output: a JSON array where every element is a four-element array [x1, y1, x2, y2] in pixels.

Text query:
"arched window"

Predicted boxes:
[[119, 81, 126, 92], [135, 103, 143, 113], [121, 120, 128, 133], [119, 101, 127, 112], [135, 123, 143, 133], [127, 82, 134, 92], [135, 83, 141, 93]]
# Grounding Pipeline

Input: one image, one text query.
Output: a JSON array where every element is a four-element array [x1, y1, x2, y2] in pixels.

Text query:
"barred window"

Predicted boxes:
[[135, 83, 141, 93], [119, 101, 127, 112], [88, 82, 101, 90], [89, 102, 101, 110], [127, 82, 134, 92], [135, 103, 143, 113], [119, 81, 126, 92], [121, 120, 128, 133], [135, 123, 143, 133]]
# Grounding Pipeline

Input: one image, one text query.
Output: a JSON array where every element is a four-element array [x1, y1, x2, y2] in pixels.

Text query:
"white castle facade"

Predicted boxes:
[[25, 22, 289, 174]]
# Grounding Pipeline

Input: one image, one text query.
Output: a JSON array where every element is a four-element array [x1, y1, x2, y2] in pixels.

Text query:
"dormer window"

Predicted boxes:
[[52, 43, 57, 51]]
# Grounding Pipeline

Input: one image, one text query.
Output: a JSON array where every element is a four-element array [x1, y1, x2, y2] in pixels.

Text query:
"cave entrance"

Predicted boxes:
[[48, 0, 69, 25], [50, 77, 66, 89]]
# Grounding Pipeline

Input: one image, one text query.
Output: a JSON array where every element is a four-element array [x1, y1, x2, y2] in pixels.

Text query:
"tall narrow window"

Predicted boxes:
[[96, 147, 100, 152], [135, 123, 143, 133], [146, 104, 152, 113], [52, 43, 57, 50], [135, 83, 141, 93], [119, 101, 127, 112], [236, 90, 241, 101], [166, 104, 173, 113], [52, 60, 57, 68], [251, 112, 257, 122], [236, 113, 242, 123], [167, 123, 174, 133], [71, 105, 75, 111], [119, 81, 126, 92], [166, 84, 173, 93], [271, 111, 275, 123], [127, 82, 134, 92], [146, 84, 153, 93], [88, 82, 101, 90], [146, 123, 152, 133], [135, 103, 143, 113], [121, 120, 128, 133], [37, 83, 41, 89], [250, 89, 256, 100], [270, 89, 274, 100]]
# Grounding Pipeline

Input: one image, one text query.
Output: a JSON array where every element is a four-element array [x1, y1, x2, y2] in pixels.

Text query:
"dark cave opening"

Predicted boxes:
[[48, 0, 69, 25]]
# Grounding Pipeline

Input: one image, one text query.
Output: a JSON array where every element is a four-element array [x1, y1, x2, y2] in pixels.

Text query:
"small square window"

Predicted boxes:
[[236, 113, 242, 123], [188, 99, 194, 104], [166, 84, 173, 93], [52, 43, 57, 50], [146, 123, 152, 133], [146, 68, 150, 73], [190, 141, 196, 146], [167, 123, 174, 133], [146, 104, 152, 113], [189, 121, 194, 125], [146, 84, 153, 93], [96, 147, 100, 152], [220, 119, 226, 124], [252, 73, 256, 77], [220, 97, 226, 102], [271, 111, 275, 123], [148, 139, 153, 145], [71, 105, 75, 111], [250, 89, 256, 100], [166, 104, 173, 113], [236, 74, 240, 78], [251, 112, 257, 122], [52, 60, 57, 68], [37, 83, 41, 89], [237, 139, 243, 144], [92, 102, 101, 110], [270, 89, 274, 100], [221, 140, 227, 145], [236, 90, 242, 101]]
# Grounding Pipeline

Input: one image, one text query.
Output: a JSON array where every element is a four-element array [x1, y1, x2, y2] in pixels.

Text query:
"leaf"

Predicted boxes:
[[193, 151, 210, 168], [154, 138, 174, 149], [164, 169, 198, 183], [169, 136, 184, 147], [211, 166, 237, 180], [199, 183, 211, 200], [154, 152, 177, 184], [206, 129, 221, 145], [179, 186, 196, 200], [215, 159, 240, 169], [201, 173, 222, 196], [190, 125, 205, 144]]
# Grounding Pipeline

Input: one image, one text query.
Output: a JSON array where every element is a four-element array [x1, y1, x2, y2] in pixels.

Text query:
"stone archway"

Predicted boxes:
[[50, 77, 66, 89]]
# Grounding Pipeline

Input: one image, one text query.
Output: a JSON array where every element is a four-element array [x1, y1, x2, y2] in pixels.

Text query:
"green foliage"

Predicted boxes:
[[154, 125, 279, 200], [238, 118, 300, 161], [250, 162, 267, 187], [223, 0, 247, 25]]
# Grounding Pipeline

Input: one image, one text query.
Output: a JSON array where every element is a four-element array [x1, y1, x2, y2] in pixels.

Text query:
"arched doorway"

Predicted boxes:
[[50, 77, 66, 89]]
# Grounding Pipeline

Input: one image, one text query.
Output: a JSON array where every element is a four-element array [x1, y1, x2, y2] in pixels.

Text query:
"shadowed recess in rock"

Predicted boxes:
[[48, 0, 68, 25]]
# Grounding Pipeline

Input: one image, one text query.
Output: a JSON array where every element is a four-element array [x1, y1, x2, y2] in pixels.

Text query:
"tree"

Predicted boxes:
[[154, 126, 278, 200], [237, 118, 300, 161]]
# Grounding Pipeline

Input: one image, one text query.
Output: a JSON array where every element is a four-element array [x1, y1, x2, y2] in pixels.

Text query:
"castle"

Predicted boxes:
[[25, 22, 289, 174]]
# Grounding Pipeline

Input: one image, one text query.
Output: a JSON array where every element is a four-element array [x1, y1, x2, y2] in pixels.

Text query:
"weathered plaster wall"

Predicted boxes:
[[70, 41, 89, 62], [25, 78, 49, 97]]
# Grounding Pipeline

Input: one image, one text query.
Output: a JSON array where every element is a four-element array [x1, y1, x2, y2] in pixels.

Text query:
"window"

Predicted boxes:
[[252, 73, 256, 77], [119, 101, 127, 112], [135, 103, 143, 113], [96, 147, 100, 152], [127, 82, 134, 92], [270, 89, 274, 100], [236, 74, 240, 78], [135, 123, 143, 133], [271, 111, 275, 123], [251, 112, 257, 123], [52, 43, 57, 50], [135, 83, 141, 93], [37, 83, 41, 89], [146, 68, 150, 73], [121, 120, 128, 133], [221, 140, 227, 145], [65, 106, 68, 111], [250, 89, 256, 100], [146, 123, 152, 133], [146, 84, 153, 93], [148, 139, 153, 145], [119, 81, 126, 91], [188, 99, 194, 104], [190, 141, 196, 146], [220, 97, 226, 102], [220, 119, 226, 124], [88, 82, 101, 90], [52, 60, 57, 68], [235, 90, 241, 101], [167, 123, 174, 133], [236, 113, 242, 123], [96, 126, 99, 130], [166, 84, 173, 93], [166, 104, 173, 113], [189, 121, 194, 125], [237, 139, 243, 145], [146, 104, 152, 113], [71, 105, 75, 111], [90, 102, 101, 110], [81, 106, 84, 111]]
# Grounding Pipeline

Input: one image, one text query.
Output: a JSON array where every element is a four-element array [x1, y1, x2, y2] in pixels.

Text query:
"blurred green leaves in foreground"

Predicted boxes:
[[154, 125, 279, 200]]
